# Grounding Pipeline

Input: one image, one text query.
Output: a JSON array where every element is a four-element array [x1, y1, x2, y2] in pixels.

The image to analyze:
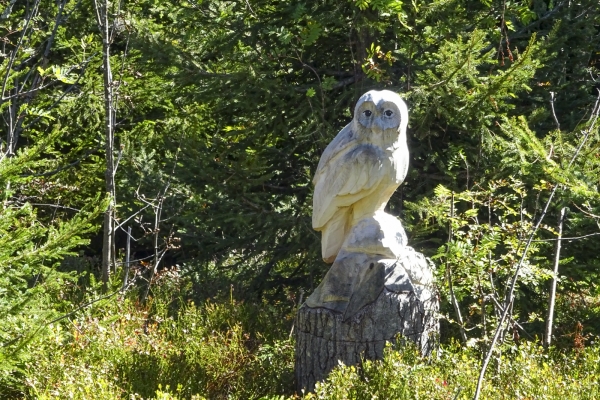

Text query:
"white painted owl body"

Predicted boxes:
[[312, 90, 409, 263]]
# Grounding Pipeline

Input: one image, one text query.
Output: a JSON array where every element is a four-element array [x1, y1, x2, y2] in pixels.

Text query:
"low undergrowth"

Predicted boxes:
[[307, 341, 600, 400], [8, 281, 600, 399], [21, 294, 296, 399]]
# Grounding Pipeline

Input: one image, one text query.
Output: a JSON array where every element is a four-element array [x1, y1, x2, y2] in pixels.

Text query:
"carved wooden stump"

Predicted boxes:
[[295, 288, 438, 393]]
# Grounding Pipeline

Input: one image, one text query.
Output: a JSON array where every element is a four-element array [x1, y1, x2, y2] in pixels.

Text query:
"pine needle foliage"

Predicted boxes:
[[2, 0, 600, 395], [0, 144, 105, 397]]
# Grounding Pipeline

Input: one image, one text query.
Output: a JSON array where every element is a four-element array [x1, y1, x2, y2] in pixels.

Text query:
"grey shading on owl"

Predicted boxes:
[[312, 90, 409, 264], [307, 89, 435, 319]]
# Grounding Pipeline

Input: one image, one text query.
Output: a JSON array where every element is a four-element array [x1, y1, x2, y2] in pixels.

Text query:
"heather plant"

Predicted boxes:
[[14, 271, 600, 400], [22, 290, 295, 399], [305, 341, 600, 400]]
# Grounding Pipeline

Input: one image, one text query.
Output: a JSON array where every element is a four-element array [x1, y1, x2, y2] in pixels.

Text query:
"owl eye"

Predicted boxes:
[[383, 110, 394, 117], [363, 110, 372, 117]]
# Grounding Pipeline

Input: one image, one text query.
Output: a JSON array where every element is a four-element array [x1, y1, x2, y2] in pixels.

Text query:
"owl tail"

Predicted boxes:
[[320, 208, 349, 263]]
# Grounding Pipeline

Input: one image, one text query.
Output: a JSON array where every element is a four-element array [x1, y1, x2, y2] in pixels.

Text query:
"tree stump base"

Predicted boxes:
[[295, 288, 438, 393]]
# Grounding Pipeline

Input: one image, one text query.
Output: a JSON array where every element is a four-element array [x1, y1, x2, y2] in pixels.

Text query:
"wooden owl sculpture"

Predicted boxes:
[[312, 90, 409, 263]]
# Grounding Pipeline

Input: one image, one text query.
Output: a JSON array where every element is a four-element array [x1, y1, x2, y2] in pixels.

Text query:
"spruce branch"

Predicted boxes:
[[473, 92, 600, 400]]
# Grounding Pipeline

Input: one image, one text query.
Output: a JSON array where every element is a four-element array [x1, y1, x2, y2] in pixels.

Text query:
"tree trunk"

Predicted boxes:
[[544, 207, 566, 348], [295, 288, 438, 393], [96, 0, 116, 287]]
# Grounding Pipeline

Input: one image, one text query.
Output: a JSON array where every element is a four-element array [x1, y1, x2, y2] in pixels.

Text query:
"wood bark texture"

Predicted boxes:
[[295, 288, 438, 393]]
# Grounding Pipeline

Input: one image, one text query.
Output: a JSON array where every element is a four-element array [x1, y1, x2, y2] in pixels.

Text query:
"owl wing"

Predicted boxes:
[[314, 123, 355, 173], [312, 140, 386, 230]]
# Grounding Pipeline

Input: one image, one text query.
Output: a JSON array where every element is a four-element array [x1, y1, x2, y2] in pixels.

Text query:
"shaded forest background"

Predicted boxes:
[[2, 0, 600, 398]]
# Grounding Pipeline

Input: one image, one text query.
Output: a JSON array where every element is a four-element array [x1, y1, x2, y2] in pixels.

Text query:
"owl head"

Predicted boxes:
[[352, 90, 408, 148]]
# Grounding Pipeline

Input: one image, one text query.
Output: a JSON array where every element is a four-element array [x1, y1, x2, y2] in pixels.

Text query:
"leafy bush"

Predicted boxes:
[[17, 278, 600, 400], [306, 341, 600, 400], [22, 293, 295, 399]]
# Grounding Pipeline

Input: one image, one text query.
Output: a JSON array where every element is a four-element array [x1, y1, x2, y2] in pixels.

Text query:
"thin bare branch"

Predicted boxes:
[[2, 82, 58, 101], [141, 134, 184, 302], [0, 0, 18, 20], [533, 232, 600, 242], [486, 295, 534, 340], [1, 0, 42, 99], [550, 92, 560, 130], [570, 201, 600, 219], [447, 192, 468, 343], [114, 203, 153, 231], [25, 203, 81, 212]]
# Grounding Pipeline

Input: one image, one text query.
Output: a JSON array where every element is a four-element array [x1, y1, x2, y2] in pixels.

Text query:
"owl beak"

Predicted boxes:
[[373, 120, 385, 134]]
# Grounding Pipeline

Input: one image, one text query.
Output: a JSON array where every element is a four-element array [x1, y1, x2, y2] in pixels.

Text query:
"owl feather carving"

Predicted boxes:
[[312, 90, 409, 263]]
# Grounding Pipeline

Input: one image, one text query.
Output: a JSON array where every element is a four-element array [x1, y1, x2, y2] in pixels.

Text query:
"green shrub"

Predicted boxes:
[[22, 295, 295, 399], [17, 279, 600, 400], [305, 341, 600, 400]]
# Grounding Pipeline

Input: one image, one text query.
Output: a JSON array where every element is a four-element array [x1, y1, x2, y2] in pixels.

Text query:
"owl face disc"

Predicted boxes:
[[354, 90, 408, 132], [356, 101, 402, 133], [352, 90, 408, 147]]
